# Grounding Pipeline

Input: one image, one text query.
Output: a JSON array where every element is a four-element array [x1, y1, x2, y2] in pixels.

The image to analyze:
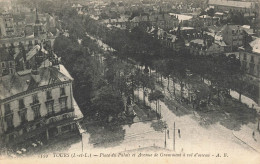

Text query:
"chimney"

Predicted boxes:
[[31, 64, 41, 83]]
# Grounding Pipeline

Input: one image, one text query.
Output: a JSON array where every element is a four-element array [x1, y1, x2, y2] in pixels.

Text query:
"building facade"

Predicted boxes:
[[0, 11, 16, 38], [239, 38, 260, 78], [0, 48, 16, 77], [221, 24, 244, 51], [0, 63, 83, 148], [239, 38, 260, 105], [208, 0, 258, 13]]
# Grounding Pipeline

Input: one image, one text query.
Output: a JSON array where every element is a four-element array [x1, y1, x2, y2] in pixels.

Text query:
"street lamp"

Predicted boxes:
[[257, 113, 260, 132], [164, 126, 167, 148], [81, 133, 84, 152], [160, 105, 162, 119]]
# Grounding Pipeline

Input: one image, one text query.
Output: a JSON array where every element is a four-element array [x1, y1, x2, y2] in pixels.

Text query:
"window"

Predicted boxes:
[[257, 65, 260, 77], [61, 125, 71, 132], [32, 94, 39, 104], [251, 56, 254, 63], [9, 69, 13, 74], [5, 114, 14, 130], [249, 63, 255, 75], [243, 53, 247, 61], [60, 87, 65, 96], [19, 109, 27, 124], [49, 118, 55, 123], [4, 103, 11, 115], [59, 97, 67, 111], [9, 61, 13, 67], [32, 104, 41, 119], [19, 99, 25, 109], [46, 90, 52, 100], [1, 62, 5, 68], [46, 101, 54, 115], [63, 114, 69, 119]]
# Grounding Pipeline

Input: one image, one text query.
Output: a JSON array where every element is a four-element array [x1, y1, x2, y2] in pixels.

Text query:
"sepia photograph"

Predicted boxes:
[[0, 0, 259, 163]]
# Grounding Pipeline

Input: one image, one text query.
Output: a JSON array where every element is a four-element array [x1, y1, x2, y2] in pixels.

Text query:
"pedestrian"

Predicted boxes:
[[253, 131, 255, 138], [178, 129, 181, 138], [167, 129, 170, 139], [176, 106, 178, 111]]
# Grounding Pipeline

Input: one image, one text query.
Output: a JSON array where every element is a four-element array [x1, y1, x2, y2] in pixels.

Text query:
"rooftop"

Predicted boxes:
[[0, 35, 47, 44], [190, 39, 205, 46], [208, 0, 256, 9], [250, 38, 260, 54], [0, 65, 72, 100], [169, 13, 192, 22]]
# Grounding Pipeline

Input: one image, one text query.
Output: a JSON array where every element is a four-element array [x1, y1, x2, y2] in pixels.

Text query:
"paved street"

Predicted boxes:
[[67, 32, 260, 158]]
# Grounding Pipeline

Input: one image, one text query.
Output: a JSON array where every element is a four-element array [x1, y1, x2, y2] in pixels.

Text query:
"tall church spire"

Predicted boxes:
[[34, 8, 43, 37], [35, 8, 40, 24]]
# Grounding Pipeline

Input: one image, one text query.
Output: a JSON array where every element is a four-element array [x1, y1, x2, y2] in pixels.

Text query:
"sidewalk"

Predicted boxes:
[[233, 125, 260, 153]]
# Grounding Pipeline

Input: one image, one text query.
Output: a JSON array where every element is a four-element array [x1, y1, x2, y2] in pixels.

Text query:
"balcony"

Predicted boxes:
[[45, 108, 74, 119]]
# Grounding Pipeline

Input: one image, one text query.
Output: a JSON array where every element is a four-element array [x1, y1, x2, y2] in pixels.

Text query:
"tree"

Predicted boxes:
[[174, 59, 187, 99], [231, 67, 248, 102], [92, 86, 124, 123], [207, 8, 215, 17], [138, 71, 154, 106], [149, 90, 165, 118]]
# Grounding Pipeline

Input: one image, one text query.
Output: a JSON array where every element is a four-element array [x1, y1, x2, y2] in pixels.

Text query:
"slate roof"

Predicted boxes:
[[0, 65, 72, 100]]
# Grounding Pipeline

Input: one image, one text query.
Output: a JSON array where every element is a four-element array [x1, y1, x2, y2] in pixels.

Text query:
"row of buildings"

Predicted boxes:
[[81, 0, 260, 82], [0, 2, 83, 153], [0, 47, 83, 151], [0, 5, 58, 38], [86, 0, 259, 105]]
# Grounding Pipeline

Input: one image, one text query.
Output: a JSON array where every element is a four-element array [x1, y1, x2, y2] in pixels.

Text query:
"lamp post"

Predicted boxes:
[[257, 118, 259, 131], [164, 126, 167, 148], [173, 122, 175, 151], [81, 133, 84, 152], [257, 114, 259, 132]]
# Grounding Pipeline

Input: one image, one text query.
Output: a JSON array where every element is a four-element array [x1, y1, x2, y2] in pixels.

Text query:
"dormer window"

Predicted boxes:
[[243, 53, 247, 61], [9, 68, 13, 74], [46, 90, 52, 100], [60, 87, 65, 96], [32, 94, 39, 104], [19, 99, 25, 109], [4, 103, 11, 115], [9, 61, 13, 67], [251, 56, 254, 63]]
